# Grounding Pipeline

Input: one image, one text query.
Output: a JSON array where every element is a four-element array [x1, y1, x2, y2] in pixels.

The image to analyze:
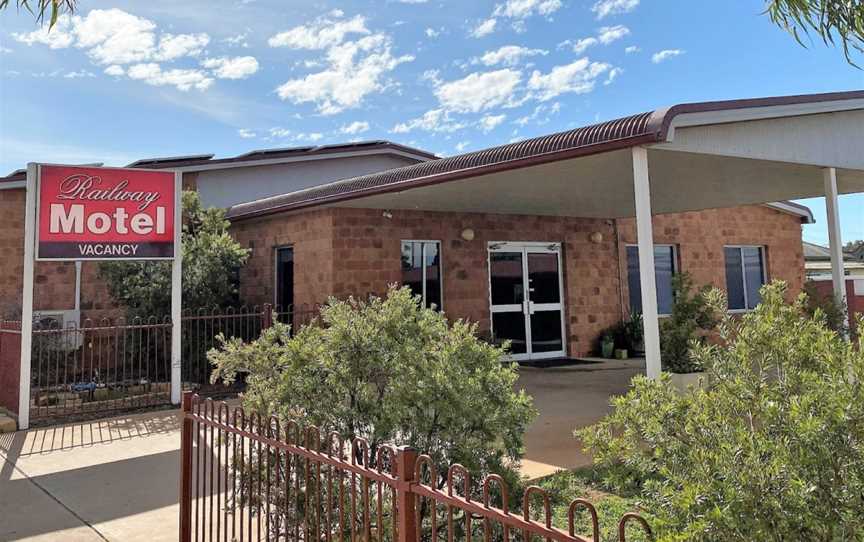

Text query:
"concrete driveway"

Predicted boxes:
[[518, 358, 644, 479], [0, 358, 641, 541]]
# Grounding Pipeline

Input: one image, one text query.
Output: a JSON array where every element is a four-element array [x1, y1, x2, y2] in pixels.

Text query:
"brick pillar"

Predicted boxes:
[[0, 321, 22, 416]]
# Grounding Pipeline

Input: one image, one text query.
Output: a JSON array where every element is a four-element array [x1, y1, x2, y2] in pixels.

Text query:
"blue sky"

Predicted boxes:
[[1, 0, 861, 245]]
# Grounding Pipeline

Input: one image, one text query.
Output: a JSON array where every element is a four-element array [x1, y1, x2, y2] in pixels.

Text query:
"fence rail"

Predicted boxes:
[[15, 303, 322, 424], [180, 392, 653, 542]]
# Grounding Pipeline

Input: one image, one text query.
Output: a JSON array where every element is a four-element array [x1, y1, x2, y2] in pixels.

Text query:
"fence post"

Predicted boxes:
[[262, 303, 273, 330], [179, 391, 194, 542], [396, 446, 419, 542]]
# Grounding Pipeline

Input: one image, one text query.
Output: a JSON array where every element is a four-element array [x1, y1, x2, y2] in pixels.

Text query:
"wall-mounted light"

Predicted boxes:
[[461, 228, 475, 241], [589, 231, 604, 244], [382, 210, 393, 219]]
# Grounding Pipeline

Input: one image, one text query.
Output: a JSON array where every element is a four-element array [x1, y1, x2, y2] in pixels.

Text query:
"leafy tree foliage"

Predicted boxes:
[[209, 285, 536, 484], [578, 282, 864, 541], [766, 0, 864, 66], [99, 191, 249, 319], [0, 0, 76, 27]]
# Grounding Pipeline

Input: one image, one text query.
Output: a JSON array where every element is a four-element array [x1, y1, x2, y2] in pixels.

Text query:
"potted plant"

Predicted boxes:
[[660, 274, 719, 393], [623, 312, 644, 355], [600, 332, 615, 359]]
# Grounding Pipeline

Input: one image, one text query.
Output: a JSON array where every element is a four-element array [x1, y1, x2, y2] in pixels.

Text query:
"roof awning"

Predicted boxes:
[[228, 91, 864, 221]]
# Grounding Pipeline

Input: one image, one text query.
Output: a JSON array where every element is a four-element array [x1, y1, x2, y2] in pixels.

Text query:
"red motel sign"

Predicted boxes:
[[36, 165, 177, 260]]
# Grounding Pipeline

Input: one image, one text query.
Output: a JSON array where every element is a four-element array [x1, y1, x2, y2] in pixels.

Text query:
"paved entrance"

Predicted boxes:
[[0, 408, 182, 542], [0, 359, 641, 541]]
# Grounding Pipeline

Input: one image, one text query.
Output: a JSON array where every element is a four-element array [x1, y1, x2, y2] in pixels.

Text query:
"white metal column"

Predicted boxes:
[[18, 164, 38, 429], [823, 167, 849, 329], [632, 147, 662, 379], [170, 171, 183, 404]]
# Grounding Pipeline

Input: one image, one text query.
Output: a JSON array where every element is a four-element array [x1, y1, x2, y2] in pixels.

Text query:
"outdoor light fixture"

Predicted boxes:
[[589, 231, 604, 244], [382, 210, 393, 219], [461, 228, 475, 241]]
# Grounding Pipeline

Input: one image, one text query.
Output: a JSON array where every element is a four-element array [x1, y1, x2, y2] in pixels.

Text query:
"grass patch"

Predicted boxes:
[[536, 466, 652, 542]]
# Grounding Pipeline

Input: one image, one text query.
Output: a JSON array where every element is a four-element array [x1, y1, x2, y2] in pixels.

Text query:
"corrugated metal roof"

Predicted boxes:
[[227, 90, 864, 221], [227, 111, 661, 219]]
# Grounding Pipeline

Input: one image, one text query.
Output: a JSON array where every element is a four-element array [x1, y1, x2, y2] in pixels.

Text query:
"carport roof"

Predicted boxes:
[[227, 90, 864, 221]]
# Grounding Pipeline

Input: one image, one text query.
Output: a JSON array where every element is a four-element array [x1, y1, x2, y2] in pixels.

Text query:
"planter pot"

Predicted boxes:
[[601, 341, 615, 359], [668, 371, 708, 394], [614, 348, 628, 360]]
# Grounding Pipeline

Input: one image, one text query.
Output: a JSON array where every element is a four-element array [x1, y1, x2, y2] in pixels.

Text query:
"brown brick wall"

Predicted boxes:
[[616, 205, 806, 303], [0, 187, 119, 321], [230, 208, 336, 310], [232, 205, 805, 357]]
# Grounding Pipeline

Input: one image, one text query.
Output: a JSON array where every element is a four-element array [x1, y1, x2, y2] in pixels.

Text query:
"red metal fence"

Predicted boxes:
[[180, 392, 653, 542]]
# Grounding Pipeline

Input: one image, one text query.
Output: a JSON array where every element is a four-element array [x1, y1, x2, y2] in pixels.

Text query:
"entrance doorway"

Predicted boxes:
[[488, 242, 566, 361]]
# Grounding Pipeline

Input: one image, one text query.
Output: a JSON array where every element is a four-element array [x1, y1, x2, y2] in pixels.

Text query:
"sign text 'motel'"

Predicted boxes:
[[37, 165, 176, 260]]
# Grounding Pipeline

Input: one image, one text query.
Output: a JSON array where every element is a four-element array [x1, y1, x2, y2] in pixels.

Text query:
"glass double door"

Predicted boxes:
[[489, 242, 566, 361]]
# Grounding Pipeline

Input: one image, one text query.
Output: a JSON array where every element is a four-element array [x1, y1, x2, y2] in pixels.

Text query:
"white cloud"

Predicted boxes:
[[63, 69, 95, 78], [514, 102, 561, 126], [269, 127, 292, 138], [527, 58, 611, 101], [435, 69, 522, 113], [425, 28, 441, 38], [471, 18, 497, 38], [604, 66, 622, 85], [268, 14, 368, 49], [224, 32, 250, 48], [155, 33, 210, 61], [0, 46, 12, 53], [592, 0, 639, 19], [569, 37, 598, 54], [597, 25, 629, 44], [238, 128, 257, 138], [455, 141, 470, 152], [127, 63, 213, 91], [271, 14, 413, 114], [394, 0, 429, 3], [479, 114, 506, 132], [300, 132, 324, 142], [11, 8, 234, 92], [340, 121, 370, 134], [651, 49, 685, 63], [479, 45, 547, 66], [625, 45, 640, 53], [392, 108, 467, 133], [494, 0, 563, 19], [12, 17, 75, 49], [201, 56, 259, 79]]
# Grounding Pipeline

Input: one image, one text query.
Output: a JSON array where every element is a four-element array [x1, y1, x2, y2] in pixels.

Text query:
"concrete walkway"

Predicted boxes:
[[0, 358, 641, 541], [0, 409, 182, 542]]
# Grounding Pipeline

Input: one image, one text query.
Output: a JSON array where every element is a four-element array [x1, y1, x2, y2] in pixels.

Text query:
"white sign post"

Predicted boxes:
[[18, 163, 182, 430]]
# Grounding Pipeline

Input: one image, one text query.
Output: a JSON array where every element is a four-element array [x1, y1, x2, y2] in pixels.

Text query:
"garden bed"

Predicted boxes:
[[537, 466, 650, 542]]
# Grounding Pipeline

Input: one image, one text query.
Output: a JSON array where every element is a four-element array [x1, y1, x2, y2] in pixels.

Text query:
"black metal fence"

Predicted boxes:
[[22, 304, 322, 424]]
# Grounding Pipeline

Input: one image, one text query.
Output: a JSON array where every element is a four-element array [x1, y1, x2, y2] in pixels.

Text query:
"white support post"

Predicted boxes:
[[823, 167, 849, 329], [170, 171, 183, 405], [18, 163, 38, 429], [632, 147, 662, 380]]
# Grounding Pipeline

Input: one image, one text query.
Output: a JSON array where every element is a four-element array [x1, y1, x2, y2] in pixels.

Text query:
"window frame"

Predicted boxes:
[[625, 243, 679, 317], [724, 245, 768, 313], [400, 239, 444, 310], [273, 245, 294, 309]]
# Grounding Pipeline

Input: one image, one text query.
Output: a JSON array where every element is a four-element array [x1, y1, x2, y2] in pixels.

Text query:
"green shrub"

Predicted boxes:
[[659, 273, 718, 373], [210, 285, 536, 485], [802, 280, 850, 336], [577, 282, 864, 541]]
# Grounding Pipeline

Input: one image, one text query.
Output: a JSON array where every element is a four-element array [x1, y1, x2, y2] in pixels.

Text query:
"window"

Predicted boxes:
[[275, 246, 294, 309], [627, 245, 677, 315], [724, 246, 766, 311], [400, 241, 442, 309]]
